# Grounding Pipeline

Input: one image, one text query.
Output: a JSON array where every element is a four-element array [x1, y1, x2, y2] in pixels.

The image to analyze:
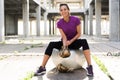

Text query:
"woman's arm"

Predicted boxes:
[[58, 24, 81, 46], [68, 24, 81, 45], [58, 28, 67, 46]]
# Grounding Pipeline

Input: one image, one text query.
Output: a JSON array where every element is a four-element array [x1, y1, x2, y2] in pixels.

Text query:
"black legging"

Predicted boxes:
[[45, 39, 90, 56]]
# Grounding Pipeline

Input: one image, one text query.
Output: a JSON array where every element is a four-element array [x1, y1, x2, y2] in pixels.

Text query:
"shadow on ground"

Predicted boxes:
[[37, 67, 92, 80]]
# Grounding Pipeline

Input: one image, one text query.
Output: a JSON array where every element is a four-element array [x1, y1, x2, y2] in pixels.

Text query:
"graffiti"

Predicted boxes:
[[107, 52, 120, 56]]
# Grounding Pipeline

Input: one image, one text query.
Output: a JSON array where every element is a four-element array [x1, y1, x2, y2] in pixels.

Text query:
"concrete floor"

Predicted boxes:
[[1, 35, 119, 80]]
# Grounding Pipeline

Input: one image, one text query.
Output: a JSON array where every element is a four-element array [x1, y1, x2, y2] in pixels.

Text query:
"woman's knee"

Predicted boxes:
[[48, 42, 55, 47], [82, 39, 90, 50], [82, 39, 88, 44]]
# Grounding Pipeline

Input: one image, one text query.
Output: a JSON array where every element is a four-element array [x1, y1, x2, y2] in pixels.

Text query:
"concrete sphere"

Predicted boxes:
[[51, 49, 86, 70]]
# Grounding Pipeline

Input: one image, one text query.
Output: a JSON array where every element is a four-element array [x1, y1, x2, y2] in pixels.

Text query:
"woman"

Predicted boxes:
[[34, 3, 93, 77]]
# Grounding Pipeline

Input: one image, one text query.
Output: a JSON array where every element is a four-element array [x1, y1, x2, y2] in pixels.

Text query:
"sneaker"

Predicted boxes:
[[34, 66, 46, 76], [86, 65, 94, 77]]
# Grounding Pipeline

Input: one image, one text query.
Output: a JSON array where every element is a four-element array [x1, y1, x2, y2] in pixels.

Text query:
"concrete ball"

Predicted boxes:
[[51, 49, 86, 70]]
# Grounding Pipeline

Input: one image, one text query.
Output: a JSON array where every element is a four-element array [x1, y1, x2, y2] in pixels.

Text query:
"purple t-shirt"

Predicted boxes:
[[57, 16, 81, 40]]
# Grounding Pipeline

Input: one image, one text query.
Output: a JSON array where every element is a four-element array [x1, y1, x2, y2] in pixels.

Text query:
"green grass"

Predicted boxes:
[[0, 56, 8, 60], [0, 41, 6, 44], [0, 41, 42, 80], [15, 43, 43, 53], [92, 55, 114, 80], [21, 71, 34, 80]]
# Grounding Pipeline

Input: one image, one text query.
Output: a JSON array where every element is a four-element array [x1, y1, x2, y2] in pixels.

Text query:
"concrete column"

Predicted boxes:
[[83, 15, 85, 34], [22, 0, 29, 37], [95, 0, 101, 37], [83, 0, 85, 8], [52, 19, 55, 35], [44, 12, 48, 36], [85, 14, 88, 35], [54, 20, 57, 35], [30, 19, 32, 35], [49, 19, 51, 35], [43, 0, 47, 35], [44, 0, 47, 8], [0, 0, 4, 42], [48, 0, 51, 9], [85, 0, 88, 8], [109, 0, 120, 41], [84, 0, 89, 35], [14, 15, 18, 35], [36, 5, 41, 36], [89, 4, 93, 35]]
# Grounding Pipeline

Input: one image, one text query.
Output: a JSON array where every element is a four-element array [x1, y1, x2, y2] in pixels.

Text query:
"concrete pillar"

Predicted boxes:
[[89, 4, 93, 35], [22, 0, 29, 37], [83, 16, 85, 34], [48, 0, 51, 9], [95, 0, 101, 37], [84, 14, 88, 35], [44, 0, 47, 8], [36, 5, 41, 36], [83, 0, 85, 8], [14, 15, 18, 35], [109, 0, 120, 41], [0, 0, 4, 42], [52, 19, 55, 35], [85, 0, 88, 8], [44, 12, 48, 36], [30, 19, 32, 35], [54, 20, 57, 35], [84, 0, 89, 35], [49, 19, 52, 35], [84, 9, 89, 35], [43, 0, 47, 35]]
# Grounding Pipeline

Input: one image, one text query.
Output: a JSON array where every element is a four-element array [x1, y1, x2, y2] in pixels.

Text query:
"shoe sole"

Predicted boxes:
[[34, 71, 46, 76], [87, 74, 93, 77]]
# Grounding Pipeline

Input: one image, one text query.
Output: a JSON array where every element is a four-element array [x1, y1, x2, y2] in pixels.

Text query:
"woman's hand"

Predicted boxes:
[[63, 40, 71, 46], [66, 40, 72, 46]]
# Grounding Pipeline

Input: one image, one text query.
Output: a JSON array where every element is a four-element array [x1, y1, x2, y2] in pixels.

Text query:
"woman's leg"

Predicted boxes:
[[41, 41, 62, 67], [34, 41, 62, 76], [69, 39, 93, 76], [78, 39, 93, 76], [41, 55, 50, 67], [69, 39, 91, 65], [80, 39, 91, 66], [83, 49, 91, 66]]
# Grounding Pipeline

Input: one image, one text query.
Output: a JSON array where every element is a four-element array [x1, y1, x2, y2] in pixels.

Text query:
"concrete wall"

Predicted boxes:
[[109, 0, 120, 41], [0, 0, 4, 42], [5, 15, 18, 35]]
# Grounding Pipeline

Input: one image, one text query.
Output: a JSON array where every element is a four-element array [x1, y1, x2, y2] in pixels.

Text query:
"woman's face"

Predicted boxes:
[[60, 5, 69, 18]]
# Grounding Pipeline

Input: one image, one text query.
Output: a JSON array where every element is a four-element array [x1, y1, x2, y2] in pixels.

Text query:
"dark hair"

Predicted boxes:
[[59, 4, 70, 10]]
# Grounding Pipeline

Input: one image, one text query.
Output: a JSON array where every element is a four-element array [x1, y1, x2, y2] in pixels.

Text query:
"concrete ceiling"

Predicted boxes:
[[101, 0, 109, 15], [54, 0, 82, 3], [92, 0, 109, 15], [48, 0, 109, 19], [4, 0, 109, 18], [5, 0, 39, 17]]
